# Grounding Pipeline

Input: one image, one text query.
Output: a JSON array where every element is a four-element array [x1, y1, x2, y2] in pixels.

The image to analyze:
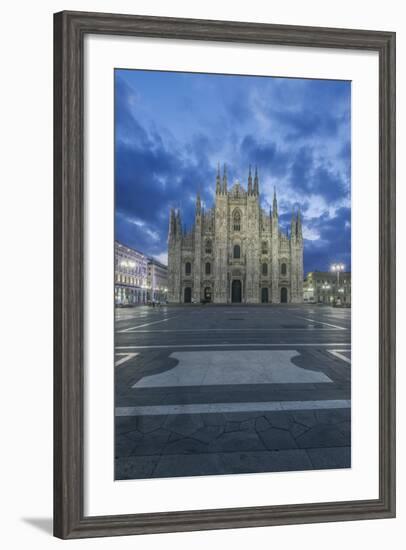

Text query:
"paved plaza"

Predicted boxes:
[[114, 305, 351, 479]]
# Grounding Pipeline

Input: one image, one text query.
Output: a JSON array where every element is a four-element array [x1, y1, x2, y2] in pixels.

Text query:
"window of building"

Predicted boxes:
[[262, 241, 268, 254], [233, 244, 241, 259], [233, 210, 241, 231], [262, 263, 268, 276], [185, 262, 191, 275], [205, 262, 211, 275], [205, 239, 212, 254], [281, 263, 287, 276]]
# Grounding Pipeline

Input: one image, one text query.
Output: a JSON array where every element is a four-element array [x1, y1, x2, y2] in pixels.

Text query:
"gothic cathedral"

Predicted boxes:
[[167, 166, 304, 304]]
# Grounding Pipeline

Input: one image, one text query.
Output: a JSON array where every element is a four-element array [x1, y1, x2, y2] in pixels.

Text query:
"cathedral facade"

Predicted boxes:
[[167, 166, 304, 304]]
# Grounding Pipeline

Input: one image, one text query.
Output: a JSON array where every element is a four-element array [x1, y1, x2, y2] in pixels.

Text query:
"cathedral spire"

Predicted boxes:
[[222, 164, 228, 194], [169, 208, 176, 238], [248, 165, 253, 195], [273, 187, 278, 217], [296, 207, 302, 239], [290, 209, 296, 240], [254, 165, 259, 195], [195, 190, 201, 215], [175, 209, 182, 236], [216, 163, 221, 194]]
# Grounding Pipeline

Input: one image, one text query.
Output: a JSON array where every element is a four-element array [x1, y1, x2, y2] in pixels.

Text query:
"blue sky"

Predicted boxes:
[[115, 69, 351, 274]]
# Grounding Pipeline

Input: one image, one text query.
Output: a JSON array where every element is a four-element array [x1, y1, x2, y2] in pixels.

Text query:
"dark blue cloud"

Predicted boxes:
[[115, 69, 351, 272], [289, 146, 347, 203], [301, 206, 351, 272], [239, 135, 289, 178]]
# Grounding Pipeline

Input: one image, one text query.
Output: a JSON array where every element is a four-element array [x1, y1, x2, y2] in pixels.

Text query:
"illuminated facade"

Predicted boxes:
[[147, 259, 168, 303], [115, 242, 149, 305], [303, 271, 351, 305], [115, 242, 168, 305]]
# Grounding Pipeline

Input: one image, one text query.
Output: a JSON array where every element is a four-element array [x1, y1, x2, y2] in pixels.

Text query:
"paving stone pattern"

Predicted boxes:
[[115, 304, 351, 479], [115, 408, 350, 479]]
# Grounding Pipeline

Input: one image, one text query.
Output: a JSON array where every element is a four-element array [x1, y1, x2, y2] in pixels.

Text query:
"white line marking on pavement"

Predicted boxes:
[[327, 349, 351, 364], [114, 352, 139, 367], [294, 316, 347, 330], [118, 315, 180, 333], [322, 314, 350, 320], [115, 343, 351, 350], [126, 327, 343, 333], [115, 399, 351, 416]]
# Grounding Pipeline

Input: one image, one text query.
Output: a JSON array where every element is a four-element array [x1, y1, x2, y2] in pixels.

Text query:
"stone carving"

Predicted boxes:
[[167, 166, 304, 304]]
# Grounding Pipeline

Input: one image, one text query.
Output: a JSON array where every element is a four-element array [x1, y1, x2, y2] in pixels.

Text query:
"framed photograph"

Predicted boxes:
[[54, 10, 396, 538]]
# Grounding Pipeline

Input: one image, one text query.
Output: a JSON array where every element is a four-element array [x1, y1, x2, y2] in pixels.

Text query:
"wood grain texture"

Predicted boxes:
[[53, 10, 396, 539]]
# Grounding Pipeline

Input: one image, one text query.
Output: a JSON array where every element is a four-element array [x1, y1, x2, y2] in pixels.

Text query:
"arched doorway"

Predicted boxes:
[[204, 286, 212, 303], [280, 287, 288, 303], [231, 280, 242, 303], [261, 287, 269, 303], [184, 287, 192, 303]]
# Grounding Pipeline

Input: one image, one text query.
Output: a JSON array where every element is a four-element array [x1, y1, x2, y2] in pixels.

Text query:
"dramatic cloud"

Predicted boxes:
[[115, 69, 351, 273]]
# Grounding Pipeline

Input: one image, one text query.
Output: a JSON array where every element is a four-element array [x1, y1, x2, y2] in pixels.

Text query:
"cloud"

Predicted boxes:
[[115, 70, 351, 273], [125, 216, 160, 241], [302, 225, 321, 241], [153, 252, 168, 265]]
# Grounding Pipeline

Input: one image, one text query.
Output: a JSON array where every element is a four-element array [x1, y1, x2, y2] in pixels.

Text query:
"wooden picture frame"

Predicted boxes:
[[54, 10, 396, 539]]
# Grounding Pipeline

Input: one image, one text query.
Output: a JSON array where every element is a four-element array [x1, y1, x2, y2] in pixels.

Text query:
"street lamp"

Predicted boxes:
[[331, 263, 345, 304]]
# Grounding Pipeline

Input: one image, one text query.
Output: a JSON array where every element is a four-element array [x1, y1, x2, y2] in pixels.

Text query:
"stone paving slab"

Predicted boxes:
[[257, 427, 299, 450], [295, 424, 349, 449], [207, 430, 265, 453], [152, 453, 225, 478], [115, 455, 161, 480], [116, 447, 350, 480], [115, 407, 351, 479], [219, 449, 314, 475], [163, 436, 209, 455], [307, 446, 351, 469], [131, 428, 171, 456], [163, 414, 204, 436], [115, 450, 320, 480]]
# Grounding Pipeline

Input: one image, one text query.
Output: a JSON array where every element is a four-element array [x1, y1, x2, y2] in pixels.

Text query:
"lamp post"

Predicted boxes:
[[331, 263, 345, 304]]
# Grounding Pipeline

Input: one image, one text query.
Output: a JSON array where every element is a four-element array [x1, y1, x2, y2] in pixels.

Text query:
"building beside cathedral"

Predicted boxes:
[[167, 166, 304, 304]]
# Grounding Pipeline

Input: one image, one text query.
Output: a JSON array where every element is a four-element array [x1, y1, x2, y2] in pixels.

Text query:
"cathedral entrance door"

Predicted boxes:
[[204, 287, 212, 303], [261, 287, 269, 303], [184, 287, 192, 303], [280, 287, 288, 303], [231, 279, 242, 303]]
